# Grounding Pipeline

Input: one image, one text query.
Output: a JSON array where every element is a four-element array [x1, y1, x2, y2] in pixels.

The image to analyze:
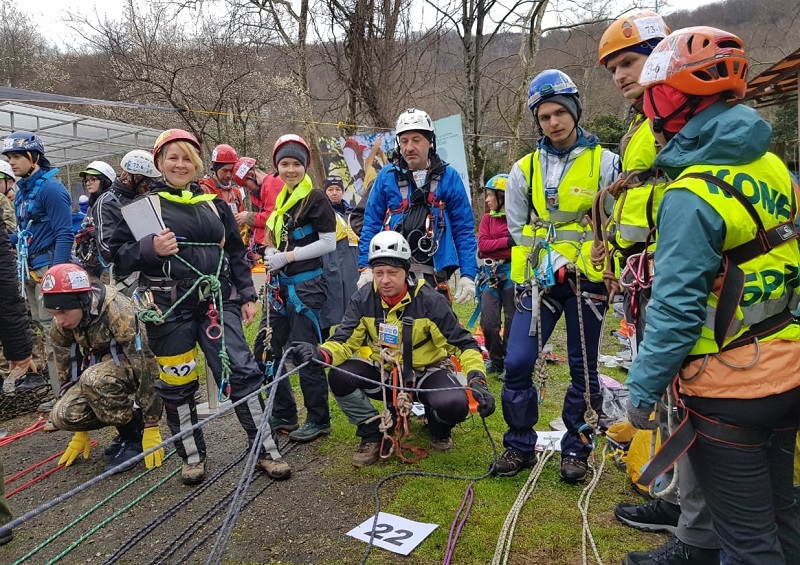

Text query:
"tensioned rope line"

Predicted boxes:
[[492, 444, 557, 565], [12, 451, 178, 565], [102, 449, 249, 565], [205, 350, 290, 565], [0, 363, 304, 540]]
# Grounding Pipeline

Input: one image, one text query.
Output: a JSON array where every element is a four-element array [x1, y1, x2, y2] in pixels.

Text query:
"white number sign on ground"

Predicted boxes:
[[347, 512, 438, 556]]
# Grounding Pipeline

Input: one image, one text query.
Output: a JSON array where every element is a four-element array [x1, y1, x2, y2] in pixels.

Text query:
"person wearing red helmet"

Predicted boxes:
[[198, 143, 245, 214], [38, 264, 164, 475], [625, 28, 800, 565], [231, 157, 283, 255], [252, 134, 336, 443], [100, 128, 291, 485]]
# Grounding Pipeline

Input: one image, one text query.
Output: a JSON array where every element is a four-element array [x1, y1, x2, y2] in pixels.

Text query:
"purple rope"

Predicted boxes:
[[443, 481, 475, 565]]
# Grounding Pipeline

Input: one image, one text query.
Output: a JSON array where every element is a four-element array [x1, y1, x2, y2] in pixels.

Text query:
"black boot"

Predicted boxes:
[[105, 411, 144, 474]]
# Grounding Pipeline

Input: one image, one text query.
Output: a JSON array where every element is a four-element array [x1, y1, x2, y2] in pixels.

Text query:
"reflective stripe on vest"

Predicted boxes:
[[669, 154, 800, 355], [510, 147, 603, 284]]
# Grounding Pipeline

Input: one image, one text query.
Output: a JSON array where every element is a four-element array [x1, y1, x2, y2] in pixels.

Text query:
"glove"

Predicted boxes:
[[467, 371, 495, 418], [266, 251, 290, 272], [263, 247, 279, 258], [291, 341, 323, 366], [357, 268, 373, 289], [452, 276, 476, 305], [59, 431, 91, 467], [142, 426, 164, 469], [626, 400, 658, 430]]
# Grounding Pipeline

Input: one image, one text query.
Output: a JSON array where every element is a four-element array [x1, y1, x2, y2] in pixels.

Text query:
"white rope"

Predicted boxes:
[[579, 443, 608, 565], [492, 444, 557, 565]]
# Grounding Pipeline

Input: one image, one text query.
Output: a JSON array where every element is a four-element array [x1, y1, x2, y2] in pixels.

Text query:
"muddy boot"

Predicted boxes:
[[181, 461, 206, 485], [352, 441, 381, 467], [14, 372, 47, 392], [258, 457, 291, 480]]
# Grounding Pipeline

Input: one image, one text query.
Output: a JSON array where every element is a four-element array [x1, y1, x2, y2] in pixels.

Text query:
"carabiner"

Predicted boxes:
[[206, 304, 222, 340], [578, 423, 596, 449]]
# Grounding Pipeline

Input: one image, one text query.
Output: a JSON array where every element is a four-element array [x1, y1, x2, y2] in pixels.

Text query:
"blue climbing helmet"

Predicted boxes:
[[1, 131, 51, 173], [485, 174, 508, 192], [527, 70, 582, 121]]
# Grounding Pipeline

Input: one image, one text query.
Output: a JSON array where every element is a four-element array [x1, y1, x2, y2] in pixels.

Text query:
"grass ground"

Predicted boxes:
[[204, 302, 666, 564]]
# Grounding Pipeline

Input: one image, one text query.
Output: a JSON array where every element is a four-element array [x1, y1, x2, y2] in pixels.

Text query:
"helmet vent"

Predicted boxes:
[[719, 39, 742, 49]]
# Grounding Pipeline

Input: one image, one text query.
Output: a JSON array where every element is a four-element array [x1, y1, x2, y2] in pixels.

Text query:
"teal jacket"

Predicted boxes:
[[626, 102, 797, 408]]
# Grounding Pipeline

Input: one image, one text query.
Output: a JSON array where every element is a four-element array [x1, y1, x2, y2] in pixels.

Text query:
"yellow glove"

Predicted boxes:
[[59, 432, 91, 467], [142, 426, 164, 469]]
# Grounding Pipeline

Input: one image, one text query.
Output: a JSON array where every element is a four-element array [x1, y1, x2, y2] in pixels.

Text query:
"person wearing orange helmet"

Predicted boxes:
[[101, 128, 291, 485], [39, 264, 164, 475], [599, 13, 722, 565], [231, 156, 283, 255], [252, 134, 336, 443], [625, 27, 800, 565], [197, 143, 245, 213]]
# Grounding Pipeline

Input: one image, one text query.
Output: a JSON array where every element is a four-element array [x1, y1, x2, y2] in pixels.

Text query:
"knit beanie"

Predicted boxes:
[[274, 142, 309, 169], [536, 94, 581, 124]]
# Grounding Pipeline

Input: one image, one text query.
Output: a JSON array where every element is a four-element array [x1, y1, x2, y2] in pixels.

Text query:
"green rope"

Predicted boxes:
[[137, 242, 232, 400], [12, 450, 177, 565], [44, 466, 182, 565]]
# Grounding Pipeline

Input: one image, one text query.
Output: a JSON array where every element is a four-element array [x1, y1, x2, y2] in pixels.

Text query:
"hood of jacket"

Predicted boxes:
[[655, 102, 772, 180], [538, 127, 600, 157]]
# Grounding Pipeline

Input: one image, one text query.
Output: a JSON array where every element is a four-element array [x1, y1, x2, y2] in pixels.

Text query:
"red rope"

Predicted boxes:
[[5, 440, 98, 498], [0, 417, 47, 447]]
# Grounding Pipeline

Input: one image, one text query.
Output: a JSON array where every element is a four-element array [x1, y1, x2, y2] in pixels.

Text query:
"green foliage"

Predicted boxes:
[[772, 102, 799, 143], [584, 113, 627, 150]]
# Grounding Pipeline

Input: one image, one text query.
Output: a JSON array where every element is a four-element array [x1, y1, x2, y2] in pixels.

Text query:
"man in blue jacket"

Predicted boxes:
[[356, 108, 478, 305], [3, 131, 73, 392]]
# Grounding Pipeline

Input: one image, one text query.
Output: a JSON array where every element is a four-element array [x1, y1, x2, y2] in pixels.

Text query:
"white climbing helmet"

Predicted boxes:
[[395, 108, 434, 137], [368, 231, 412, 263], [79, 160, 117, 183], [0, 160, 17, 180], [120, 150, 160, 178]]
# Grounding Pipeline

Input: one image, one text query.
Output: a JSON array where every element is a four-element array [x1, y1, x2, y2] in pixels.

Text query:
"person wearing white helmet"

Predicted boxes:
[[357, 108, 478, 305], [0, 160, 16, 233], [79, 161, 116, 208], [293, 231, 495, 467], [95, 149, 161, 295], [75, 161, 118, 281]]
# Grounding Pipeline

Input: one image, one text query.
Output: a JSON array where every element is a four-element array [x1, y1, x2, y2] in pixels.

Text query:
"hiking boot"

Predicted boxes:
[[258, 457, 291, 480], [38, 399, 55, 413], [181, 461, 206, 485], [560, 456, 588, 483], [104, 435, 123, 456], [288, 421, 331, 443], [431, 436, 453, 452], [352, 442, 381, 467], [0, 527, 12, 546], [623, 538, 720, 565], [492, 449, 536, 476], [269, 416, 299, 433], [14, 372, 47, 392], [105, 441, 142, 474], [615, 499, 681, 535], [42, 420, 57, 432]]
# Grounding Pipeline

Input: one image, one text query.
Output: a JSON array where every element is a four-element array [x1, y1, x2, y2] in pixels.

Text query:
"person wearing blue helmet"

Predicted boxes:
[[494, 70, 619, 481], [472, 174, 515, 378], [2, 131, 73, 393]]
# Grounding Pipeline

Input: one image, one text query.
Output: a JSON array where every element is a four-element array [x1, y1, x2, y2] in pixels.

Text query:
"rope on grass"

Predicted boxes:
[[12, 451, 177, 565], [579, 443, 609, 565], [443, 482, 475, 565], [492, 443, 557, 565]]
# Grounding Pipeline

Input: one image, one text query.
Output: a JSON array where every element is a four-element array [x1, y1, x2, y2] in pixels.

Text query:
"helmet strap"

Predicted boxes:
[[647, 89, 701, 134]]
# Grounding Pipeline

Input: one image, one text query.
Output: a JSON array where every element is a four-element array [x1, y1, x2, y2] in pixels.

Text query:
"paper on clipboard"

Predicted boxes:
[[121, 195, 166, 241]]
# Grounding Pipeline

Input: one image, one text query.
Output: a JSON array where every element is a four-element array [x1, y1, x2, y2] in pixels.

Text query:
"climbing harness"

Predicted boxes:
[[467, 259, 510, 330], [134, 240, 233, 401]]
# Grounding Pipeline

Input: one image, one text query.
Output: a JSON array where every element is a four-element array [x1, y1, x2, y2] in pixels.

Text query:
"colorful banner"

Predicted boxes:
[[317, 114, 470, 205]]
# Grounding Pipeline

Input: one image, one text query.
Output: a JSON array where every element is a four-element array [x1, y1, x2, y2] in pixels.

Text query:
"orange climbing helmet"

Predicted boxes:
[[639, 26, 749, 99], [598, 11, 670, 67]]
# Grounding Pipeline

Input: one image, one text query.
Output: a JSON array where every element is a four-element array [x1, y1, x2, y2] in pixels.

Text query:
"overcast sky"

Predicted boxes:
[[30, 0, 723, 50]]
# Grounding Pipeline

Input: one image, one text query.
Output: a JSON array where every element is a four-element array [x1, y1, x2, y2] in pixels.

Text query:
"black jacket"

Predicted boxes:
[[0, 229, 32, 361]]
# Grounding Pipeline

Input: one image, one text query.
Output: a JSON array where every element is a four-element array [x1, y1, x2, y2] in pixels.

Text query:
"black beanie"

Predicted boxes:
[[274, 142, 309, 169], [43, 291, 91, 311], [369, 257, 411, 271], [536, 94, 581, 124]]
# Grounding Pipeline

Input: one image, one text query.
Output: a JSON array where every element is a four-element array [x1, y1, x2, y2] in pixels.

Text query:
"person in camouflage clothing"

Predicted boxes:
[[42, 264, 164, 473], [0, 160, 16, 234]]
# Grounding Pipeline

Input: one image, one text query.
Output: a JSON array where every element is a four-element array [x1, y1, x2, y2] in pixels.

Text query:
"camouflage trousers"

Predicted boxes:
[[50, 359, 137, 431]]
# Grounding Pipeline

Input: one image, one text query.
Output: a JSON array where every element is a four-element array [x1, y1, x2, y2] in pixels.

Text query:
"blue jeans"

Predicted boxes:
[[502, 278, 607, 458]]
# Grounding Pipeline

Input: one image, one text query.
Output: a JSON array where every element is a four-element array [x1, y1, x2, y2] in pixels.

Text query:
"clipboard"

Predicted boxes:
[[121, 195, 166, 241]]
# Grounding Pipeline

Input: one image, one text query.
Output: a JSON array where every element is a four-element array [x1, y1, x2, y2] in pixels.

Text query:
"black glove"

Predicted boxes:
[[626, 399, 658, 430], [507, 235, 516, 248], [467, 370, 496, 418], [291, 341, 323, 366]]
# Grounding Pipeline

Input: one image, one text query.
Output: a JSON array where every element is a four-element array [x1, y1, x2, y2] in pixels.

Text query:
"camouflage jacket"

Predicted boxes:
[[0, 193, 15, 233], [50, 284, 163, 425]]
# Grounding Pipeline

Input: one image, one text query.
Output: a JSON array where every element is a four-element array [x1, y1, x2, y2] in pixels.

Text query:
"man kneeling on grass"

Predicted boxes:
[[292, 231, 495, 466]]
